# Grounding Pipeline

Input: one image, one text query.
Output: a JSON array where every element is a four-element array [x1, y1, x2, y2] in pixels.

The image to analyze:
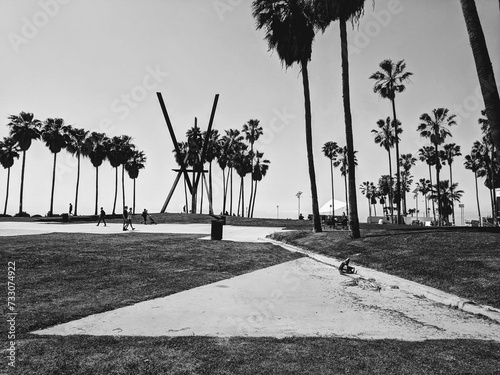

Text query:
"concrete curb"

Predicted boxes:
[[264, 238, 500, 324]]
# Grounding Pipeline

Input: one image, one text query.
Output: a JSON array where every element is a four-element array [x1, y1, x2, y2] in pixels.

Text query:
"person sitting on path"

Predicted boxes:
[[128, 207, 135, 230], [123, 206, 129, 231], [338, 258, 356, 274], [97, 207, 107, 226]]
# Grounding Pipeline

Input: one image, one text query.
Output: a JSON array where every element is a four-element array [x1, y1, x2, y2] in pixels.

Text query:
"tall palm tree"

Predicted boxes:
[[125, 150, 147, 214], [217, 135, 230, 214], [464, 152, 482, 223], [7, 112, 42, 216], [41, 118, 71, 216], [372, 117, 401, 222], [370, 59, 413, 224], [417, 108, 457, 225], [322, 141, 340, 220], [66, 127, 90, 216], [378, 175, 392, 218], [312, 0, 367, 237], [399, 153, 416, 215], [460, 0, 500, 156], [253, 0, 322, 232], [250, 151, 270, 218], [243, 119, 263, 217], [185, 125, 205, 214], [359, 181, 375, 218], [478, 110, 498, 224], [0, 137, 20, 215], [472, 138, 498, 223], [441, 143, 462, 225], [87, 132, 109, 215]]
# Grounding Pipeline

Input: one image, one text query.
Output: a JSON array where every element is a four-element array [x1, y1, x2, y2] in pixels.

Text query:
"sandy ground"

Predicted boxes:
[[2, 221, 499, 341]]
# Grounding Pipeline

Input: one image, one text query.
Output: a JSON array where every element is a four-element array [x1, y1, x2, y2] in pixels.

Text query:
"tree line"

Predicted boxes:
[[251, 0, 500, 236], [0, 112, 146, 217], [173, 119, 270, 218]]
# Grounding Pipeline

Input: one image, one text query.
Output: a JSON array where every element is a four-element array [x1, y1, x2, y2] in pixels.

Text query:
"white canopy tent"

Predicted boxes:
[[319, 199, 347, 216]]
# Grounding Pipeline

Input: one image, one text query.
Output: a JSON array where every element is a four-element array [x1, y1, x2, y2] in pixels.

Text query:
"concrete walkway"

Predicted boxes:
[[2, 221, 499, 341]]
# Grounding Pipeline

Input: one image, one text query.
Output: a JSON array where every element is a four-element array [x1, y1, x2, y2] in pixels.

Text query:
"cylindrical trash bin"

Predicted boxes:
[[62, 213, 69, 223], [211, 220, 223, 240]]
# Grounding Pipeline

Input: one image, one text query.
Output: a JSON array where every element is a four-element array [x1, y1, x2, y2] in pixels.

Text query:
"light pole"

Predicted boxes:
[[459, 203, 464, 226], [296, 191, 302, 219], [277, 205, 279, 219]]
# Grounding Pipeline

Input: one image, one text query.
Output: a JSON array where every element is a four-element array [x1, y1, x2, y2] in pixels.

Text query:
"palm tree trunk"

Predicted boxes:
[[387, 149, 394, 223], [450, 164, 455, 225], [18, 150, 26, 215], [248, 146, 254, 218], [74, 154, 81, 216], [391, 98, 402, 224], [3, 167, 11, 215], [208, 162, 214, 215], [200, 174, 204, 214], [428, 164, 436, 221], [491, 147, 497, 225], [340, 19, 360, 238], [474, 171, 481, 224], [330, 160, 335, 220], [435, 143, 442, 225], [112, 167, 118, 215], [94, 167, 99, 216], [460, 0, 500, 158], [49, 152, 57, 216], [222, 168, 227, 214], [344, 174, 349, 216], [133, 178, 136, 214], [229, 167, 233, 215], [251, 180, 258, 218], [121, 165, 126, 212], [183, 177, 189, 213], [300, 58, 322, 232]]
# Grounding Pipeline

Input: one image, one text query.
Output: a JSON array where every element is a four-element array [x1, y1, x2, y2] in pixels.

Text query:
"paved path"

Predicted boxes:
[[2, 221, 499, 341]]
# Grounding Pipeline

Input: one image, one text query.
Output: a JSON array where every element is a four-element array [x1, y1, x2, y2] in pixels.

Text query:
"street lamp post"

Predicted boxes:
[[459, 203, 464, 226], [296, 191, 302, 219]]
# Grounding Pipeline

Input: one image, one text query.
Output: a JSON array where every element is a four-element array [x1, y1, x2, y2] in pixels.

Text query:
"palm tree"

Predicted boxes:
[[0, 137, 20, 215], [472, 138, 498, 224], [250, 151, 270, 217], [378, 175, 392, 218], [359, 181, 375, 218], [464, 152, 482, 223], [372, 117, 401, 222], [322, 141, 340, 221], [107, 135, 134, 215], [216, 136, 230, 214], [399, 153, 416, 215], [125, 150, 147, 214], [41, 118, 71, 216], [418, 146, 437, 220], [66, 127, 90, 216], [429, 180, 464, 225], [253, 0, 322, 232], [87, 132, 109, 215], [417, 108, 457, 225], [223, 129, 245, 215], [7, 112, 42, 216], [441, 143, 462, 225], [233, 149, 252, 216], [203, 129, 220, 215], [478, 110, 498, 224], [370, 59, 413, 224], [242, 119, 263, 217], [460, 0, 500, 155], [416, 178, 431, 219], [335, 146, 357, 217], [311, 0, 367, 237]]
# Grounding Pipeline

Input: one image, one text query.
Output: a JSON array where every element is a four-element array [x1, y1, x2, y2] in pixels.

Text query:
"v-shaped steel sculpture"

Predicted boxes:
[[157, 92, 219, 213]]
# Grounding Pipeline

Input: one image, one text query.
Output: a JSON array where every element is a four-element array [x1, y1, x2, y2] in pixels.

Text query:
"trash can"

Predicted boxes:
[[211, 219, 223, 240], [62, 213, 69, 223]]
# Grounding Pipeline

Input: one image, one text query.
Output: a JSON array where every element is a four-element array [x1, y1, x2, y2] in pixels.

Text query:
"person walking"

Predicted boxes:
[[97, 207, 107, 226], [123, 206, 129, 231], [69, 203, 73, 216], [128, 207, 135, 230], [142, 208, 148, 224]]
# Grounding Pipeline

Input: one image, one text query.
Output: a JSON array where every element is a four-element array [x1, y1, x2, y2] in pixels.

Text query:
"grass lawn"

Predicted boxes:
[[269, 225, 500, 309], [2, 229, 500, 374]]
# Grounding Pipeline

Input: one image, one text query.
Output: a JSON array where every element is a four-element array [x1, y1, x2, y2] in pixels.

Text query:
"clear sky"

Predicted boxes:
[[0, 0, 499, 221]]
